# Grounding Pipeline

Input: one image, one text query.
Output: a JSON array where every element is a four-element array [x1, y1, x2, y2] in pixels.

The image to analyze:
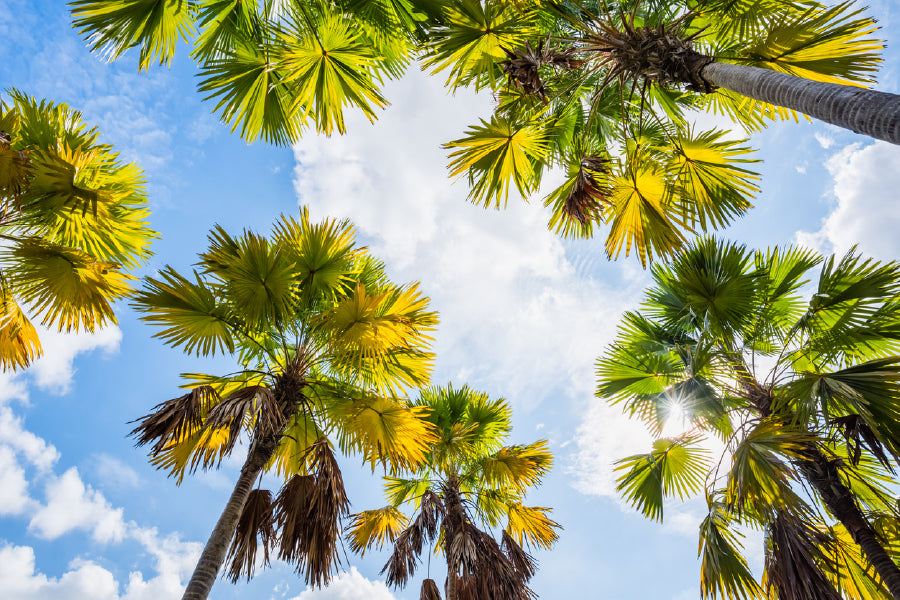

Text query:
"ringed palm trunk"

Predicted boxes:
[[181, 433, 280, 600], [700, 61, 900, 145], [795, 446, 900, 599]]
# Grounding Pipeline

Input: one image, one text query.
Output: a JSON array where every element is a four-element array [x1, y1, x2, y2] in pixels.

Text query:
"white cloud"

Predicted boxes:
[[29, 467, 127, 543], [568, 401, 653, 498], [0, 406, 60, 470], [28, 325, 122, 396], [0, 446, 33, 516], [796, 141, 900, 260], [91, 454, 142, 490], [0, 530, 200, 600], [290, 568, 397, 600], [293, 69, 641, 415], [0, 545, 119, 600]]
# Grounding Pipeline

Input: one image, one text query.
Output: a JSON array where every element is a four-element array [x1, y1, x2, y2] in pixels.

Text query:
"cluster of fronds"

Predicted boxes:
[[71, 0, 443, 143], [0, 89, 154, 370], [598, 238, 900, 599], [349, 385, 559, 599], [580, 13, 714, 92], [433, 0, 883, 265]]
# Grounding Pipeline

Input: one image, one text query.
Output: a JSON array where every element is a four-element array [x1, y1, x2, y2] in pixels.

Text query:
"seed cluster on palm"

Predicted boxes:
[[129, 211, 441, 600], [0, 89, 154, 371], [347, 384, 560, 600], [597, 238, 900, 599]]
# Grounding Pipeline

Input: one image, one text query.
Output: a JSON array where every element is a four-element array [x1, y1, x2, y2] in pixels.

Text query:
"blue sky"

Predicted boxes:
[[2, 2, 900, 599]]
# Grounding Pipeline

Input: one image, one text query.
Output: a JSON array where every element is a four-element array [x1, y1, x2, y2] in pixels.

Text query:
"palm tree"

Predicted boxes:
[[0, 89, 154, 370], [129, 210, 440, 600], [69, 0, 444, 144], [346, 384, 560, 600], [436, 0, 894, 263], [597, 237, 900, 599]]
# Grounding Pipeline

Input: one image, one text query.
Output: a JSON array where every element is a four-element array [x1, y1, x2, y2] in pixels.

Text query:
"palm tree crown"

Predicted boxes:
[[597, 237, 900, 599], [0, 89, 154, 370], [439, 0, 887, 263], [347, 384, 560, 600], [129, 210, 440, 600]]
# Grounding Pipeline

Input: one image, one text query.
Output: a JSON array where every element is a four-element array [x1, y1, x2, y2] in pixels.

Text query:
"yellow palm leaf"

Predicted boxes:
[[445, 114, 548, 207], [0, 295, 41, 370], [505, 503, 560, 549], [346, 506, 410, 555], [604, 160, 685, 267]]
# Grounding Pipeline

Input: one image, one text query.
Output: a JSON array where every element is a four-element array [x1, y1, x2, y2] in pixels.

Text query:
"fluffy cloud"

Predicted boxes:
[[290, 568, 397, 600], [293, 69, 643, 414], [796, 141, 900, 260], [29, 467, 127, 543]]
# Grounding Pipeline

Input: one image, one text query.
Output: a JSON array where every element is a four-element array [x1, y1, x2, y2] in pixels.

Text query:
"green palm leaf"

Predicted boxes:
[[70, 0, 196, 70], [615, 435, 712, 521]]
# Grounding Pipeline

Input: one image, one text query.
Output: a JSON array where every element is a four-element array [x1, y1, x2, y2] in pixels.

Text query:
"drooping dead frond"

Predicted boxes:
[[274, 439, 349, 587], [583, 14, 714, 92], [206, 385, 283, 453], [830, 414, 894, 470], [564, 156, 612, 226], [763, 511, 842, 600], [225, 488, 275, 583], [420, 578, 442, 600], [130, 386, 219, 456], [381, 488, 446, 587], [382, 525, 421, 587], [501, 38, 584, 101], [451, 523, 535, 600], [411, 490, 445, 551], [501, 530, 537, 582]]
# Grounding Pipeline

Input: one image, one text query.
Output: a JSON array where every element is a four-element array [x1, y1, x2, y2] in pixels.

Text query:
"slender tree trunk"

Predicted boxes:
[[181, 434, 279, 600], [442, 477, 464, 600], [700, 61, 900, 145], [795, 446, 900, 599], [731, 363, 900, 597]]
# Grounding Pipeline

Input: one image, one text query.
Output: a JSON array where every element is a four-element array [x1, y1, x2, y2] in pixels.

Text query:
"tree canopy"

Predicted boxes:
[[0, 89, 155, 371]]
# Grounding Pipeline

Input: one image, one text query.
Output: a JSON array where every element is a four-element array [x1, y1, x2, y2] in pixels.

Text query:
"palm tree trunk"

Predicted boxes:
[[442, 477, 464, 600], [700, 61, 900, 145], [181, 434, 279, 600], [796, 446, 900, 599]]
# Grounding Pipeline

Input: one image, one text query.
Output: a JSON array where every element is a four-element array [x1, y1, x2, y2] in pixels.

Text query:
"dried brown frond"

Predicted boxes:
[[420, 578, 442, 600], [206, 385, 283, 453], [130, 386, 219, 455], [764, 511, 841, 600], [501, 530, 537, 582], [225, 488, 275, 582], [583, 13, 714, 92], [501, 38, 584, 101], [382, 526, 420, 587], [830, 414, 894, 470], [273, 439, 349, 587], [450, 524, 535, 600], [565, 156, 612, 226]]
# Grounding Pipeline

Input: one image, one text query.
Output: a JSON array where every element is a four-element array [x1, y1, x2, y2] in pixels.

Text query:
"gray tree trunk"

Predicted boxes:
[[701, 61, 900, 145], [180, 435, 278, 600]]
